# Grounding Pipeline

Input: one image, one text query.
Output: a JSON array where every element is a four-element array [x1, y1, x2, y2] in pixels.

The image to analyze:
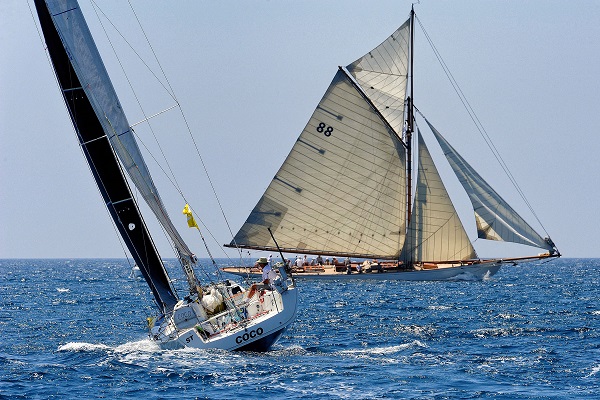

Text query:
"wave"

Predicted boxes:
[[447, 271, 480, 281], [338, 340, 427, 356], [586, 364, 600, 377], [57, 342, 111, 352], [57, 339, 158, 354]]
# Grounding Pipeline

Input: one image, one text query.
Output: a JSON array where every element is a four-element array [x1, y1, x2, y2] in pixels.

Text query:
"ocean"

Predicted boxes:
[[0, 258, 598, 399]]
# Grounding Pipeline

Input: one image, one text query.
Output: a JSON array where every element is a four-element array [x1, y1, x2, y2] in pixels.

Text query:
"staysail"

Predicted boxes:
[[400, 130, 477, 263], [35, 0, 179, 311], [426, 120, 554, 251], [230, 69, 407, 259]]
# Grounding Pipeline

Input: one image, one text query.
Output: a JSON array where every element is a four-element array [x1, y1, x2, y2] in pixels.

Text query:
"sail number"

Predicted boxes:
[[317, 122, 334, 137], [235, 327, 264, 344]]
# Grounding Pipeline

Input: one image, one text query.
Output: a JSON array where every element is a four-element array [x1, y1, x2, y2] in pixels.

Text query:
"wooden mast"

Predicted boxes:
[[404, 6, 415, 264]]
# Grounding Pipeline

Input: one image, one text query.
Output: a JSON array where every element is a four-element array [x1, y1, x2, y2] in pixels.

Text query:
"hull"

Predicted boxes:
[[223, 263, 501, 281], [152, 283, 298, 351]]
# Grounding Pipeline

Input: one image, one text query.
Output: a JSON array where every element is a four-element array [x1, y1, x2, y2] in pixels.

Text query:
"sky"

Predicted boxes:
[[1, 0, 599, 259]]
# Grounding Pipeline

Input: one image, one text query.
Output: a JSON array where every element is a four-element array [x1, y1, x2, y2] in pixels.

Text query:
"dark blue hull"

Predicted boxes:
[[236, 327, 287, 352]]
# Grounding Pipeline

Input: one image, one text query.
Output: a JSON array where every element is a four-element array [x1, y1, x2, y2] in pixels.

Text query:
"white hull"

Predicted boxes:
[[223, 263, 501, 281], [151, 280, 298, 351]]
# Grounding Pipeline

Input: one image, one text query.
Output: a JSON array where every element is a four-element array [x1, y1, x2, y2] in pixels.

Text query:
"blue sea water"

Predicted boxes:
[[0, 258, 598, 399]]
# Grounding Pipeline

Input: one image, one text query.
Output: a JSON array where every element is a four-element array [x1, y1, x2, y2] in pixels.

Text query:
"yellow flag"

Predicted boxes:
[[182, 203, 198, 228]]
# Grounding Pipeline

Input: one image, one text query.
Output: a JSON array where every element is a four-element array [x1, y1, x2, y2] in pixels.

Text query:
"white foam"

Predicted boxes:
[[586, 364, 600, 377], [428, 305, 451, 310], [57, 342, 111, 352], [114, 339, 159, 353], [339, 340, 426, 356], [447, 272, 479, 281]]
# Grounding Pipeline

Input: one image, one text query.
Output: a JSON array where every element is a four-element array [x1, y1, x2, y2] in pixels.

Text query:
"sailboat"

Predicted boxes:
[[223, 7, 560, 281], [33, 0, 297, 350]]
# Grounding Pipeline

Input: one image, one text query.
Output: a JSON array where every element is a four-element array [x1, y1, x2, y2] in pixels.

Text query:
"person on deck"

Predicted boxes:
[[295, 256, 304, 270], [247, 257, 277, 298], [345, 257, 352, 274]]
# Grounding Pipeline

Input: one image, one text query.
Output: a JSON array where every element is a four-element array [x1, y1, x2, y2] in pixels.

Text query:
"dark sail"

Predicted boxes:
[[34, 0, 178, 312]]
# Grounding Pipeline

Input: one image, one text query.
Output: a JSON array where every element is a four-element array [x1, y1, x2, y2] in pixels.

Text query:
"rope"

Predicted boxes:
[[415, 13, 552, 239], [126, 0, 247, 265], [89, 0, 246, 267]]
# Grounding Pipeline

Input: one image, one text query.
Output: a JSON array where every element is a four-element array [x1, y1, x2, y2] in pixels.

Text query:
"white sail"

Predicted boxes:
[[401, 131, 477, 262], [231, 70, 407, 258], [426, 120, 553, 251], [346, 18, 410, 136], [48, 0, 193, 259]]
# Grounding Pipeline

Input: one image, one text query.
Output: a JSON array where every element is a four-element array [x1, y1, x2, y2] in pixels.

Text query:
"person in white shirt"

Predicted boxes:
[[247, 257, 277, 298]]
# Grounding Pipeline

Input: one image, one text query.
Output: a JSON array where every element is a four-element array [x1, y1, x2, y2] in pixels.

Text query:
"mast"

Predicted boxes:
[[406, 6, 415, 228], [406, 6, 415, 263]]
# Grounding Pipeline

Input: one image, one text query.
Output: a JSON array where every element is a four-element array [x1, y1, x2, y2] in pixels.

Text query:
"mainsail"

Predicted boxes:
[[230, 17, 414, 259], [231, 70, 407, 259], [40, 0, 193, 263], [35, 0, 186, 311]]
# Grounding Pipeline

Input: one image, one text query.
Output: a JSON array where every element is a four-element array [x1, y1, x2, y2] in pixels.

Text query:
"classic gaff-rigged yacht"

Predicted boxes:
[[34, 0, 297, 351], [223, 7, 560, 281]]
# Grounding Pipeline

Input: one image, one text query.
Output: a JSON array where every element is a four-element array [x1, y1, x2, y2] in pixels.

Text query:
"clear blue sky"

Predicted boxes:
[[1, 0, 598, 259]]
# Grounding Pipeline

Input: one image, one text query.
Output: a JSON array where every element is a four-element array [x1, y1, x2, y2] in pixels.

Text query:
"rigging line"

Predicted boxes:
[[131, 104, 178, 127], [415, 15, 551, 237], [128, 127, 238, 267], [91, 4, 237, 268], [417, 15, 547, 235], [90, 2, 241, 267], [87, 0, 175, 100], [89, 1, 185, 200], [126, 1, 246, 263]]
